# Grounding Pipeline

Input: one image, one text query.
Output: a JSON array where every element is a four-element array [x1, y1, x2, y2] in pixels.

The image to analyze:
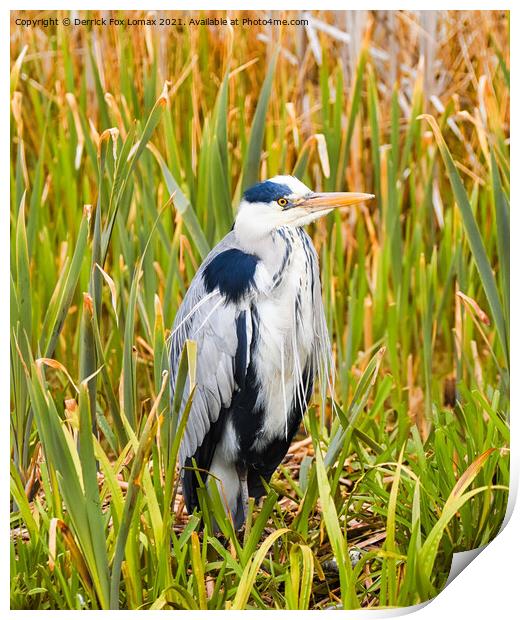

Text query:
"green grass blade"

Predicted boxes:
[[421, 114, 508, 364], [241, 49, 279, 192]]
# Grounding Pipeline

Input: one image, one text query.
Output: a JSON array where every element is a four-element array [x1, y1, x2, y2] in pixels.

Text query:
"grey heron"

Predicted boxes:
[[169, 175, 373, 529]]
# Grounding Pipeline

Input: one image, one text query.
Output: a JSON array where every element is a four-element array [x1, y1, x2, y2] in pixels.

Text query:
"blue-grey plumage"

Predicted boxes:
[[169, 175, 373, 529]]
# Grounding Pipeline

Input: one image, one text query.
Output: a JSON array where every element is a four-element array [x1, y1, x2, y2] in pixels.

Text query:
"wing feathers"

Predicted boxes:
[[170, 235, 256, 473]]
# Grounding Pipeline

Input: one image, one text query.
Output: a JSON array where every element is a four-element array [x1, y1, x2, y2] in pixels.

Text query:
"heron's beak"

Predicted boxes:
[[296, 191, 374, 212]]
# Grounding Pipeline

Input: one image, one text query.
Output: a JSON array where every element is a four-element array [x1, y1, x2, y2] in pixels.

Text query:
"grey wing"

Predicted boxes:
[[169, 240, 254, 471]]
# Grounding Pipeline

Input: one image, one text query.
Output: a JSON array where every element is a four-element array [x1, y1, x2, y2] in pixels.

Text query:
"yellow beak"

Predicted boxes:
[[296, 191, 374, 212]]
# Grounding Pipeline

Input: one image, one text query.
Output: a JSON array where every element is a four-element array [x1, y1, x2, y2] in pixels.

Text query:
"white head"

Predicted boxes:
[[234, 175, 373, 245]]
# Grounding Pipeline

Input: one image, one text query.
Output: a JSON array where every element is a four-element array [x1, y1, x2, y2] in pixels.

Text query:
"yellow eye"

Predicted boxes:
[[277, 198, 288, 207]]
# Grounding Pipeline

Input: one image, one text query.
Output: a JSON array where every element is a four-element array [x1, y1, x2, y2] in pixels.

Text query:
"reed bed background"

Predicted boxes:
[[10, 10, 509, 610]]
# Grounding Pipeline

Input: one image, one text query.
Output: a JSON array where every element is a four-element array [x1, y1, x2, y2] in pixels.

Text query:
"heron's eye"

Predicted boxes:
[[277, 198, 288, 207]]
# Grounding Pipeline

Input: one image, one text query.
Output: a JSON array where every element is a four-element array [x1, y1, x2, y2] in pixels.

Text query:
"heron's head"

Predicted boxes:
[[235, 175, 373, 242]]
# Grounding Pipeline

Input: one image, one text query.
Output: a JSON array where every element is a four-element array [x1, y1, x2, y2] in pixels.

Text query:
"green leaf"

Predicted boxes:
[[491, 150, 509, 328], [39, 211, 89, 358], [78, 381, 110, 608], [310, 413, 357, 609], [241, 49, 279, 192], [417, 449, 496, 596], [15, 193, 31, 342], [149, 145, 210, 258], [421, 114, 508, 363], [232, 528, 290, 609]]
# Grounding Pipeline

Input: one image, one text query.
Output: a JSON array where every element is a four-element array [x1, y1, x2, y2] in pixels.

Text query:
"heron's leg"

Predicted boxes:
[[236, 464, 249, 527]]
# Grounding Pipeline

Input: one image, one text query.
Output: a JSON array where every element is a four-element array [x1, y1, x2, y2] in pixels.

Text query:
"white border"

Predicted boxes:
[[4, 3, 516, 617]]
